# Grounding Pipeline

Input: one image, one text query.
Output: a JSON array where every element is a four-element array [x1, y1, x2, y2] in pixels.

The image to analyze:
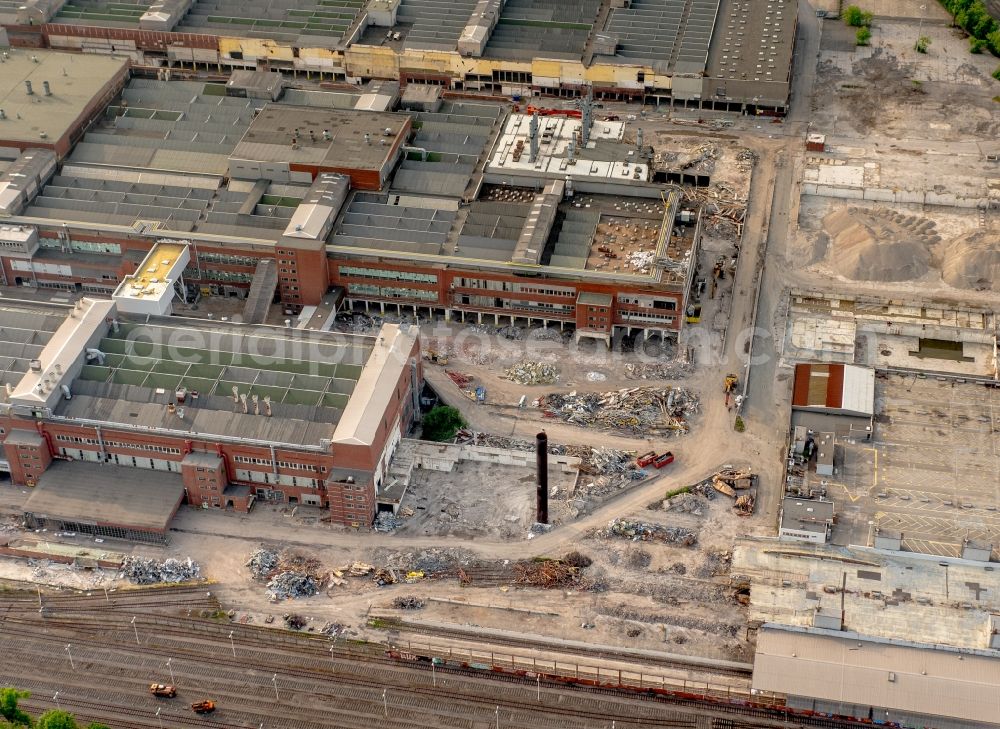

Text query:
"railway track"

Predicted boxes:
[[378, 617, 753, 679], [0, 588, 872, 729]]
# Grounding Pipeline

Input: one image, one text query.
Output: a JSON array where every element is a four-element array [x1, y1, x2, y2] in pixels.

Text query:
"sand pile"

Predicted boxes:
[[937, 230, 1000, 291], [823, 208, 936, 282]]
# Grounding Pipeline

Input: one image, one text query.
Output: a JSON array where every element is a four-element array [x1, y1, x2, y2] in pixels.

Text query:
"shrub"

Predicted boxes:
[[970, 37, 987, 53], [734, 416, 746, 433], [915, 36, 931, 53], [856, 27, 873, 45], [420, 405, 466, 441], [843, 5, 873, 26]]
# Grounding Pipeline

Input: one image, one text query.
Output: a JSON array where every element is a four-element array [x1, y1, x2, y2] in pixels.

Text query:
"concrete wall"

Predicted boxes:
[[802, 187, 989, 208]]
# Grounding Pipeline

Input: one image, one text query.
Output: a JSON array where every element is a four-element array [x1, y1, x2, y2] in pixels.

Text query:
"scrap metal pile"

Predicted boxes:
[[537, 386, 698, 434], [266, 572, 319, 601], [503, 360, 559, 385], [245, 548, 280, 580], [119, 557, 201, 585], [595, 518, 698, 546], [246, 547, 325, 599], [512, 559, 588, 589], [709, 468, 757, 515]]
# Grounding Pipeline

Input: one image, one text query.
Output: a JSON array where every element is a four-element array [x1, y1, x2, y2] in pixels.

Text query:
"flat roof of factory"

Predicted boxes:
[[232, 105, 408, 171], [0, 50, 128, 148]]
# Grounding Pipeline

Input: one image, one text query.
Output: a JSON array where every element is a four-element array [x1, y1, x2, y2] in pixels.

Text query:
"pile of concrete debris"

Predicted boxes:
[[595, 518, 698, 546], [266, 571, 320, 600], [120, 556, 200, 585], [537, 387, 698, 434], [454, 430, 642, 490], [623, 360, 693, 380], [503, 360, 559, 385]]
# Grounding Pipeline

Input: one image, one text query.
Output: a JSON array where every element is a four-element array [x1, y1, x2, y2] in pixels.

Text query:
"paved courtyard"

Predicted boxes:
[[830, 373, 1000, 558]]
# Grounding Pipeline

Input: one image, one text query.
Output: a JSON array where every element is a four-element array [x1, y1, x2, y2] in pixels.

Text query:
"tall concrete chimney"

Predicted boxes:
[[536, 431, 548, 524]]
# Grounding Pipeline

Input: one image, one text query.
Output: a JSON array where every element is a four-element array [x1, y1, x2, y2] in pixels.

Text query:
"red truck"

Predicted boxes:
[[637, 451, 674, 469]]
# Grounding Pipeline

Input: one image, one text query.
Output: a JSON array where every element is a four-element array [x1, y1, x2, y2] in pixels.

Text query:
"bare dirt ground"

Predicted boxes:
[[781, 13, 1000, 306]]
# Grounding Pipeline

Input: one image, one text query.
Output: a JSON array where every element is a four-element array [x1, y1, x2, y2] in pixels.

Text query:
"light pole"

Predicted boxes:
[[131, 616, 140, 646], [382, 689, 387, 718], [495, 705, 500, 729], [329, 645, 335, 674], [155, 707, 163, 729], [918, 4, 927, 36], [228, 630, 236, 658], [272, 674, 279, 701], [166, 658, 174, 684], [53, 692, 60, 710], [65, 644, 74, 670], [536, 675, 540, 702], [431, 660, 436, 687]]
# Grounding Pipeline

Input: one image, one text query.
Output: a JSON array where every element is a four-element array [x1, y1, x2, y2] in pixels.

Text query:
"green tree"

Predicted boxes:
[[420, 405, 466, 441], [0, 688, 32, 727], [843, 5, 867, 25], [856, 27, 873, 45], [915, 36, 931, 52], [970, 37, 987, 52], [988, 28, 1000, 55], [35, 712, 78, 729]]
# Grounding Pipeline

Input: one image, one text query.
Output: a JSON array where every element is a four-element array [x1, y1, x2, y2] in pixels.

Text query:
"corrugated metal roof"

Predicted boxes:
[[753, 625, 1000, 726], [791, 363, 873, 416]]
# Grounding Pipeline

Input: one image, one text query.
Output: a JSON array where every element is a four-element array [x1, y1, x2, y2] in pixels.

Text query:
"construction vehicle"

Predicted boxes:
[[723, 373, 739, 408], [149, 684, 176, 698], [191, 700, 215, 714], [423, 349, 449, 365]]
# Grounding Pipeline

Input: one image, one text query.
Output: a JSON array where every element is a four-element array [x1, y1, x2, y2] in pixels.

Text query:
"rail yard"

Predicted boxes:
[[0, 585, 879, 729]]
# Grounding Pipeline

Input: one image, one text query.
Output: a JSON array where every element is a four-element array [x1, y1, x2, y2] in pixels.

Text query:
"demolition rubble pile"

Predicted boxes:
[[512, 559, 588, 589], [537, 387, 698, 434], [623, 360, 694, 380], [266, 572, 320, 601], [503, 360, 559, 385], [709, 468, 757, 515], [595, 518, 698, 546], [685, 182, 747, 241], [245, 548, 280, 580], [392, 596, 426, 610], [120, 557, 201, 585], [453, 430, 643, 492], [246, 548, 326, 599]]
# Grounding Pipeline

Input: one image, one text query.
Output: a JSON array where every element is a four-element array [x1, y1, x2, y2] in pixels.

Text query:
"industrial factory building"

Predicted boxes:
[[0, 57, 702, 344], [0, 294, 422, 535], [1, 0, 797, 114], [753, 624, 1000, 729]]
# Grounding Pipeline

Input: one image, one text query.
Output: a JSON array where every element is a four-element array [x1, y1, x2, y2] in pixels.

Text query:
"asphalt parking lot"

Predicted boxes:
[[831, 372, 1000, 558]]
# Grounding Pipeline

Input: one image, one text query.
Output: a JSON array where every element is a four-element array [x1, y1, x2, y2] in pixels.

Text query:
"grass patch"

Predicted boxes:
[[664, 485, 691, 500]]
